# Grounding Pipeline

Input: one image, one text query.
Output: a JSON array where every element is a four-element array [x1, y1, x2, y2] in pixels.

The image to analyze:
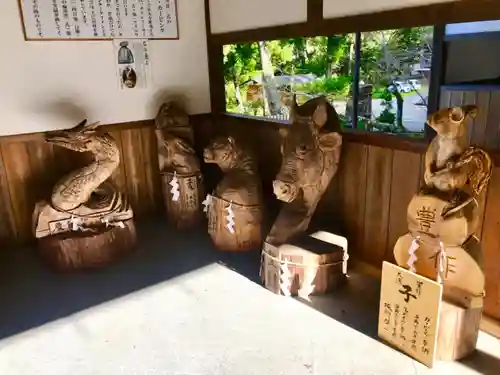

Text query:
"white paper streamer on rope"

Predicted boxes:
[[407, 236, 420, 273], [202, 194, 212, 215], [436, 241, 447, 284], [69, 216, 83, 231], [298, 269, 315, 301], [225, 202, 235, 234], [170, 172, 180, 202], [342, 251, 350, 275], [101, 217, 125, 229], [280, 259, 292, 297]]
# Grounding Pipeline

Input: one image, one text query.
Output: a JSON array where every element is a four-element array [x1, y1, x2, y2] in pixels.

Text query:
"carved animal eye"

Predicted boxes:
[[297, 144, 308, 154]]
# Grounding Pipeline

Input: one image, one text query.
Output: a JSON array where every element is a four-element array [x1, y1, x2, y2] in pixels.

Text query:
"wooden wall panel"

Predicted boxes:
[[362, 146, 393, 264], [480, 167, 500, 320], [0, 116, 209, 246], [386, 150, 421, 261], [440, 88, 500, 150], [337, 143, 368, 257]]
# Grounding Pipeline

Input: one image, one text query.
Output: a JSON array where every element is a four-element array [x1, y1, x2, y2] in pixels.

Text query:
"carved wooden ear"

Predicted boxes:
[[72, 119, 88, 132], [312, 102, 328, 129], [463, 105, 478, 119], [227, 136, 235, 145], [449, 107, 465, 123], [84, 121, 100, 132], [318, 132, 342, 151]]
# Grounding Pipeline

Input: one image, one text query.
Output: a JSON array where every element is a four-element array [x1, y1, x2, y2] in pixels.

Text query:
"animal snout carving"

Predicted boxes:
[[273, 180, 297, 203], [203, 148, 213, 162]]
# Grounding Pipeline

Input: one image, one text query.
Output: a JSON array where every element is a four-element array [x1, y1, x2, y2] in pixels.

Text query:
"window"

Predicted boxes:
[[223, 26, 435, 137], [358, 27, 433, 136], [223, 35, 355, 128]]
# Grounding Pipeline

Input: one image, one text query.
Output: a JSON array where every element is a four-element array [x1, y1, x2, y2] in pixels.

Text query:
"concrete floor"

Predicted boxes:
[[0, 220, 499, 375]]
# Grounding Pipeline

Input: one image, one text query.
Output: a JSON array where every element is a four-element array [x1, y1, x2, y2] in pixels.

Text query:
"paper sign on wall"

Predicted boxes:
[[378, 261, 443, 368], [19, 0, 179, 40], [113, 39, 152, 90]]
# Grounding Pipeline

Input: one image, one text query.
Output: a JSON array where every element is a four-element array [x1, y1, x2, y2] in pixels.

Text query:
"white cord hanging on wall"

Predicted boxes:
[[225, 202, 235, 234], [170, 171, 180, 202]]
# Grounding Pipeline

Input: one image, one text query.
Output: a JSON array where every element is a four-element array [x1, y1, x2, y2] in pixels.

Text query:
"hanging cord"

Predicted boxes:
[[407, 235, 420, 273]]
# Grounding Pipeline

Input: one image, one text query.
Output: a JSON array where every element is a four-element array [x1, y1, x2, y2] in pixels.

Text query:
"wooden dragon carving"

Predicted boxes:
[[266, 95, 343, 246], [33, 120, 133, 238]]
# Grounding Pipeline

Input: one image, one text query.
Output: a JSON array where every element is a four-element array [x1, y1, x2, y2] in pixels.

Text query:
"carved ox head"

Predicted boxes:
[[427, 105, 478, 139], [273, 95, 342, 203], [45, 119, 104, 153]]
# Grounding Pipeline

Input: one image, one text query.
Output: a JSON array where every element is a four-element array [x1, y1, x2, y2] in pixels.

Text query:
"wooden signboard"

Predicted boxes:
[[378, 261, 443, 368], [18, 0, 179, 41]]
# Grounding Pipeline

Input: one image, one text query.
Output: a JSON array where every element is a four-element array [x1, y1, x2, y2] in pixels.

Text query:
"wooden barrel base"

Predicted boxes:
[[437, 299, 483, 361], [37, 219, 137, 273], [161, 172, 204, 230]]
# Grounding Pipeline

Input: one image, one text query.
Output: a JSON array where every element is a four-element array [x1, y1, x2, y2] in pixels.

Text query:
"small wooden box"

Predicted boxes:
[[261, 231, 348, 297]]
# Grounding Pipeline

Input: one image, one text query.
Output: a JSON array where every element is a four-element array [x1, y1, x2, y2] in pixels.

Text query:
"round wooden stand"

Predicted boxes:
[[437, 299, 483, 361], [37, 219, 137, 272], [161, 172, 204, 229], [207, 196, 262, 252]]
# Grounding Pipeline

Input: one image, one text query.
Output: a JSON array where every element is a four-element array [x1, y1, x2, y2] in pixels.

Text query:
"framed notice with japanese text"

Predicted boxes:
[[18, 0, 179, 41], [378, 261, 443, 368]]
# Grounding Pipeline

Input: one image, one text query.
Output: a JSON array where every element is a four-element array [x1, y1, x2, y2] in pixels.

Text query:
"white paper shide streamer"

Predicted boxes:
[[202, 194, 212, 215], [280, 259, 292, 297], [170, 172, 180, 202], [407, 236, 420, 273], [436, 241, 447, 284], [225, 202, 235, 234], [298, 269, 315, 301], [69, 215, 83, 231]]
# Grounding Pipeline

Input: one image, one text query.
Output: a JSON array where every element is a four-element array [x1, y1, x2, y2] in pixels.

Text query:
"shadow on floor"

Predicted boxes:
[[0, 219, 223, 340], [460, 349, 500, 375]]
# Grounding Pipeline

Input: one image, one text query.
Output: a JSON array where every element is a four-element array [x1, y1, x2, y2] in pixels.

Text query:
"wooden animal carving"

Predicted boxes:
[[266, 95, 342, 246], [33, 119, 133, 239], [424, 105, 492, 194], [155, 101, 193, 143], [203, 136, 263, 251], [155, 101, 203, 229], [203, 136, 261, 206], [156, 132, 200, 174]]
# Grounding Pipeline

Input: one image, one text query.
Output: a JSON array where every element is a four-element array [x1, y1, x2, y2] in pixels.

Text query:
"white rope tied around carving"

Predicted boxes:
[[408, 234, 447, 284], [407, 235, 420, 273], [262, 250, 346, 269], [436, 240, 447, 284], [169, 171, 180, 202]]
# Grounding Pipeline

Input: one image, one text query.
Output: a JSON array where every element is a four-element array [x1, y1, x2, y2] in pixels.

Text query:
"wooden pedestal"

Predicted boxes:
[[37, 219, 137, 272], [437, 299, 483, 361], [161, 172, 204, 229], [261, 232, 348, 296], [207, 196, 262, 252]]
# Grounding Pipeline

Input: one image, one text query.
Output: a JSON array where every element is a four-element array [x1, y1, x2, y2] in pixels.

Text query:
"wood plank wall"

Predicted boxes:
[[0, 115, 212, 248]]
